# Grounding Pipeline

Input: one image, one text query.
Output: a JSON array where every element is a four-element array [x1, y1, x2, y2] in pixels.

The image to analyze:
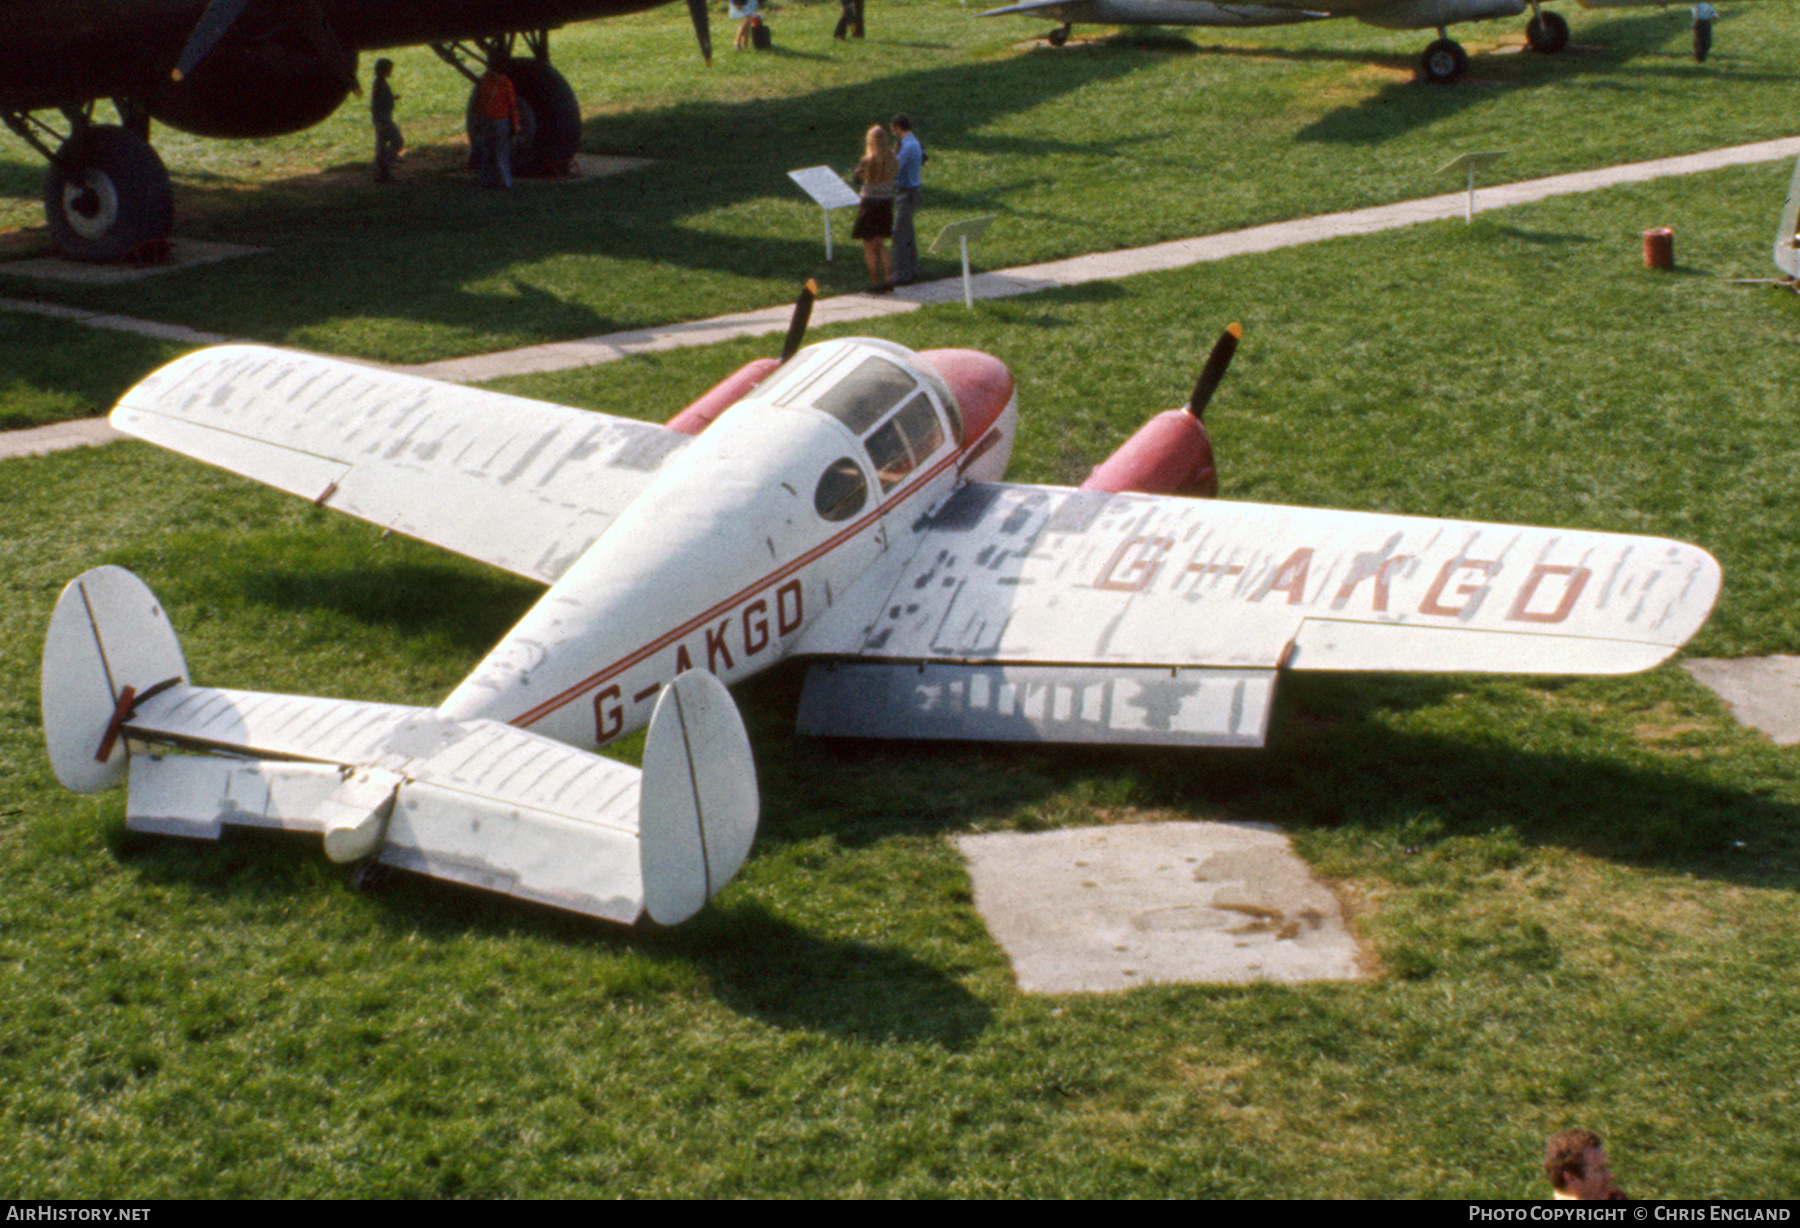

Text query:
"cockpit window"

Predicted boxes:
[[809, 357, 917, 435], [814, 457, 869, 522], [864, 392, 946, 492]]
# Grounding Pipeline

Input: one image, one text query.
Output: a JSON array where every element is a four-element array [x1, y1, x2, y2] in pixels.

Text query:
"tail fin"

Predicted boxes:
[[1776, 154, 1800, 279], [42, 566, 189, 794], [41, 568, 758, 926]]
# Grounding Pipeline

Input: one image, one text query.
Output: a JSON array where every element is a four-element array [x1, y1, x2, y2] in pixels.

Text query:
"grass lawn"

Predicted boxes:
[[0, 0, 1796, 367], [1, 0, 1798, 1200]]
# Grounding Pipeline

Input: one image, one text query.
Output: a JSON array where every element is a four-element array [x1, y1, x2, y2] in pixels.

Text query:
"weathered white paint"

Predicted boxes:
[[61, 336, 1723, 927]]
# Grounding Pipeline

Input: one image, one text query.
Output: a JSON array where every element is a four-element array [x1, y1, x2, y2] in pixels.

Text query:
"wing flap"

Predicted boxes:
[[113, 345, 691, 583], [797, 661, 1276, 746]]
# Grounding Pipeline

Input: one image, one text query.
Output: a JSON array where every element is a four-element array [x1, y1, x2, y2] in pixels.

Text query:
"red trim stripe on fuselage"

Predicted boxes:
[[507, 436, 979, 734]]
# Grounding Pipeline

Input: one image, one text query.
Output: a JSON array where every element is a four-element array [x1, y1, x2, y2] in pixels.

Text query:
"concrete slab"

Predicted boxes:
[[955, 821, 1366, 993], [446, 153, 653, 188], [1684, 657, 1800, 746], [570, 154, 655, 180], [0, 417, 125, 459], [0, 240, 268, 285]]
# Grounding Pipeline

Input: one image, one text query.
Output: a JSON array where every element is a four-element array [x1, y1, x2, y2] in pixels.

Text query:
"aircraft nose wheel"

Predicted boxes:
[[43, 125, 174, 261], [1421, 38, 1468, 82], [1047, 24, 1070, 45]]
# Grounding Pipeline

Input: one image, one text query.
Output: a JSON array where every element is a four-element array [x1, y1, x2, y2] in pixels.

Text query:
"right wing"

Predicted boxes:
[[112, 345, 692, 584], [793, 482, 1720, 748]]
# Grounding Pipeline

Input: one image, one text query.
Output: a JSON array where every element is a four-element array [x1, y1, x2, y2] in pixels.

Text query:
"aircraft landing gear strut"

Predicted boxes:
[[2, 107, 173, 262], [1524, 4, 1570, 53], [1420, 29, 1468, 82], [432, 31, 582, 178]]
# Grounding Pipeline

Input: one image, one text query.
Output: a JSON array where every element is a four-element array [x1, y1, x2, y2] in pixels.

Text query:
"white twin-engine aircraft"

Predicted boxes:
[[43, 328, 1721, 926]]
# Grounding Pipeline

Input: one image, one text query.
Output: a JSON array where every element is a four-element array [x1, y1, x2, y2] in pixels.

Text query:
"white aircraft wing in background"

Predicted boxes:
[[981, 0, 1699, 83]]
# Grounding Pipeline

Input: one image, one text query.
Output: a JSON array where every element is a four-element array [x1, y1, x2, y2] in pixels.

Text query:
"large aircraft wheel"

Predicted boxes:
[[1421, 38, 1469, 83], [43, 125, 174, 261], [466, 57, 582, 177], [1525, 10, 1569, 53], [1047, 25, 1070, 46]]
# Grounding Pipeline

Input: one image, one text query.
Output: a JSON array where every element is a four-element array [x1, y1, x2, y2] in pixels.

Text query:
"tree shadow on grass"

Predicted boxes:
[[735, 665, 1800, 890], [1294, 12, 1700, 146], [115, 822, 994, 1048], [0, 45, 1164, 353]]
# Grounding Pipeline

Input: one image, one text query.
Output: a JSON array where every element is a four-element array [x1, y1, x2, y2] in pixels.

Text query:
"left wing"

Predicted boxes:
[[113, 346, 692, 584], [794, 483, 1720, 747]]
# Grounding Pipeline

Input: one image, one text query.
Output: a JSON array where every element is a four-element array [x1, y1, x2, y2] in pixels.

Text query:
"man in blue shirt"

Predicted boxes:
[[892, 114, 923, 286]]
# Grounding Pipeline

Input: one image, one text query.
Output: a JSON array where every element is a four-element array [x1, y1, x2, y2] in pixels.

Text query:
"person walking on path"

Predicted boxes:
[[891, 113, 924, 286]]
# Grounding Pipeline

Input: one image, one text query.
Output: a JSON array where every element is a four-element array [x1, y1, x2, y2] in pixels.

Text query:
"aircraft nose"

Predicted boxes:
[[919, 349, 1015, 443]]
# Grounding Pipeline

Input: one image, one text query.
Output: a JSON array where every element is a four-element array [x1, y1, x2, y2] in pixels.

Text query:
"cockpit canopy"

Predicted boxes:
[[746, 339, 967, 523]]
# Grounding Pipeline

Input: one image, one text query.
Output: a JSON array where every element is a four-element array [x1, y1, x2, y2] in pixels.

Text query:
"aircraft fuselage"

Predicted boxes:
[[438, 340, 1020, 751]]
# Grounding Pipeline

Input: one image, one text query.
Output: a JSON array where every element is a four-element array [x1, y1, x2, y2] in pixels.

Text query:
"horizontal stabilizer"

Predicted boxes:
[[44, 568, 758, 925], [797, 662, 1276, 747]]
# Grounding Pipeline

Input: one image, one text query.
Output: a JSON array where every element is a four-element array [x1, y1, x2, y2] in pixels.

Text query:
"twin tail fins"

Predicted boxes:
[[41, 567, 757, 926]]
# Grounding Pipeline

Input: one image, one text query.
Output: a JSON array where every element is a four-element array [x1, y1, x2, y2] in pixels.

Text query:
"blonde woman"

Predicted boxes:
[[851, 125, 897, 293]]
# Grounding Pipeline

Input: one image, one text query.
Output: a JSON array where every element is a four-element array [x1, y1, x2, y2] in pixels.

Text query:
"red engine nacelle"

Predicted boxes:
[[664, 358, 783, 436], [1079, 408, 1217, 499]]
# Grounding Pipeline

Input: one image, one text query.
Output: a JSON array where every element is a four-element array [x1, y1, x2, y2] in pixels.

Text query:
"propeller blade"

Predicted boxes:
[[688, 0, 715, 66], [781, 280, 818, 362], [171, 0, 256, 80], [1187, 321, 1243, 420]]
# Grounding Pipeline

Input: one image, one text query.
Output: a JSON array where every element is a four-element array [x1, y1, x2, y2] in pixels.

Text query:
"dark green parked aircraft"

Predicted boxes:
[[0, 0, 713, 259]]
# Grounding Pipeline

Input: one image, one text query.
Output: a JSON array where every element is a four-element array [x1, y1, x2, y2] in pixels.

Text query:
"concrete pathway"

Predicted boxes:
[[411, 135, 1800, 383], [0, 417, 126, 457], [0, 294, 232, 346], [1, 134, 1793, 408], [3, 135, 1796, 447]]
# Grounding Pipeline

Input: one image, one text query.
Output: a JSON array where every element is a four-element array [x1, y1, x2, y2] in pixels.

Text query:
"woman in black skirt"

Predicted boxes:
[[852, 125, 897, 293]]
